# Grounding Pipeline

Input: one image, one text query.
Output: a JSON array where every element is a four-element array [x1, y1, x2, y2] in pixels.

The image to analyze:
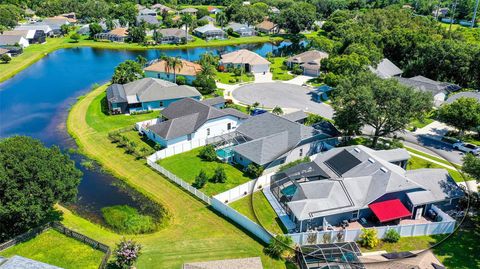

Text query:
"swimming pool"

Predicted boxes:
[[281, 185, 297, 196], [216, 147, 234, 160]]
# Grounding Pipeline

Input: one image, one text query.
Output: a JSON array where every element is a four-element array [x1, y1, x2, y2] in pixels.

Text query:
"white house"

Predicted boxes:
[[140, 98, 249, 148]]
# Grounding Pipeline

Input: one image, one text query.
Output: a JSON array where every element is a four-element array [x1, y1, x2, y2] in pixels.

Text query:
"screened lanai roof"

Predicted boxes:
[[298, 242, 365, 269]]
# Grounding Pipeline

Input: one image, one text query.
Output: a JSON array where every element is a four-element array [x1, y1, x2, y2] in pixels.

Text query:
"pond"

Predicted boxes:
[[0, 40, 306, 224]]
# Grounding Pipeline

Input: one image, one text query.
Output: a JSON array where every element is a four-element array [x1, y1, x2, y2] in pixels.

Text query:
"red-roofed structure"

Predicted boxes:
[[369, 199, 412, 223]]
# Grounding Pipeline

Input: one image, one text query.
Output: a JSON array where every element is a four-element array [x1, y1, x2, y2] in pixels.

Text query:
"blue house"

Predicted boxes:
[[144, 59, 202, 85], [106, 78, 201, 114]]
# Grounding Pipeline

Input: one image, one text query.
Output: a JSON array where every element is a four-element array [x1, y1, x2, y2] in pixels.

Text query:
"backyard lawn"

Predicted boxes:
[[0, 229, 105, 269], [406, 155, 470, 183], [67, 84, 287, 268], [230, 191, 287, 235], [269, 57, 295, 81], [158, 147, 252, 196], [216, 71, 254, 84]]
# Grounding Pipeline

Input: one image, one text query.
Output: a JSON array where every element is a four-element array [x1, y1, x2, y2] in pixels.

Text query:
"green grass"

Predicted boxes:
[[67, 84, 287, 268], [0, 229, 104, 269], [158, 147, 252, 196], [216, 71, 254, 84], [229, 192, 287, 235], [407, 117, 434, 131], [101, 205, 157, 234], [405, 146, 461, 168], [121, 130, 157, 151], [269, 57, 294, 81], [406, 155, 470, 182]]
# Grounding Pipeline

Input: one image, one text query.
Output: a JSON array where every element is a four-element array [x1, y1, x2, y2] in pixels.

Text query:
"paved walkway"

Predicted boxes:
[[285, 75, 311, 85], [254, 71, 273, 83]]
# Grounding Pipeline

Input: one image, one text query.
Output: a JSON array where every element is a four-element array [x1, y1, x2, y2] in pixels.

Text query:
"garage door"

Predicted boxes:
[[251, 64, 270, 73]]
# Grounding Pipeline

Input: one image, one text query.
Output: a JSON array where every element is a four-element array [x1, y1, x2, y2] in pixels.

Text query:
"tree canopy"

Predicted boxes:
[[0, 136, 82, 240], [438, 97, 480, 135], [111, 60, 144, 84]]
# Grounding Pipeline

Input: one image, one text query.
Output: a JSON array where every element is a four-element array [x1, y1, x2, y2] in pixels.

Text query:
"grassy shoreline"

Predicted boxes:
[[0, 35, 283, 84], [66, 84, 286, 268]]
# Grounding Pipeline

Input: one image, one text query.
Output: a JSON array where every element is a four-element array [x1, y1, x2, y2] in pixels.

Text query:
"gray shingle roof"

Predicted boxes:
[[395, 76, 459, 96], [200, 96, 226, 106], [149, 98, 248, 139], [194, 24, 224, 34], [0, 35, 25, 45], [136, 15, 160, 25], [369, 58, 403, 78], [0, 255, 61, 269], [106, 84, 127, 103], [445, 91, 480, 104], [281, 111, 308, 122]]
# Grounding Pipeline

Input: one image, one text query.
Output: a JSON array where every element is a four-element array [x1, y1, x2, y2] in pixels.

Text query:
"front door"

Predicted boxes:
[[415, 207, 423, 219]]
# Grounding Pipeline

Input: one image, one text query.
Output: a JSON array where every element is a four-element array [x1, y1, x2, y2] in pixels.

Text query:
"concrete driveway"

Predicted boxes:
[[232, 82, 334, 119]]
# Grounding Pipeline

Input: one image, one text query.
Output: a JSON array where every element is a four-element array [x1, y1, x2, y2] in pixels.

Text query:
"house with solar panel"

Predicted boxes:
[[270, 145, 463, 232]]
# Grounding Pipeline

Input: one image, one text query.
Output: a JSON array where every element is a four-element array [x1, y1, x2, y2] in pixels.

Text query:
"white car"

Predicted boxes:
[[453, 142, 480, 155]]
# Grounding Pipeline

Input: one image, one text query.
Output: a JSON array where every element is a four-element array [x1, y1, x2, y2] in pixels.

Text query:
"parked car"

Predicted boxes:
[[453, 142, 480, 155], [440, 136, 461, 145]]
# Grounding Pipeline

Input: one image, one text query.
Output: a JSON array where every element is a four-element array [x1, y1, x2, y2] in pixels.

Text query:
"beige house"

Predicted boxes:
[[220, 49, 270, 73], [286, 50, 329, 76], [256, 19, 279, 34]]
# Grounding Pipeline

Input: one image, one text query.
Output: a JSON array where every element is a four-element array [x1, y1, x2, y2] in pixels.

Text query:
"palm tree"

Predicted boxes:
[[161, 55, 172, 78], [216, 12, 228, 28], [181, 13, 193, 43], [200, 63, 216, 77], [170, 57, 183, 83]]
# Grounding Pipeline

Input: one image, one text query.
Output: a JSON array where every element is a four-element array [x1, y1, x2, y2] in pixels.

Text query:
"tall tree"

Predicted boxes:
[[332, 72, 433, 147], [462, 153, 480, 182], [127, 26, 146, 43], [180, 13, 193, 43], [438, 97, 480, 136], [111, 60, 143, 84], [216, 12, 228, 28], [170, 57, 183, 84], [0, 136, 82, 240], [277, 2, 316, 34], [89, 22, 103, 39]]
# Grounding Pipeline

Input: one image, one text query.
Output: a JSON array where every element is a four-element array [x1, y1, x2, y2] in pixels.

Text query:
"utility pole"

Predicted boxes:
[[472, 0, 479, 28], [448, 0, 458, 34]]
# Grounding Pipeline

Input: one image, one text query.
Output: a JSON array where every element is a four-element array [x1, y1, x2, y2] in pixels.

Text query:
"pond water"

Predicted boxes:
[[0, 40, 305, 223]]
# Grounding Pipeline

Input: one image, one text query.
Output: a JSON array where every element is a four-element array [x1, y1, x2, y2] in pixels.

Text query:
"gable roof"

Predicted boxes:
[[15, 24, 52, 33], [108, 28, 129, 37], [369, 58, 403, 78], [149, 98, 248, 140], [256, 20, 277, 30], [2, 30, 35, 39], [287, 50, 329, 65], [157, 28, 192, 39], [226, 22, 254, 32], [136, 15, 160, 25], [220, 49, 270, 65], [194, 24, 224, 34], [152, 4, 173, 12], [144, 59, 202, 76], [0, 35, 26, 45], [200, 96, 226, 106]]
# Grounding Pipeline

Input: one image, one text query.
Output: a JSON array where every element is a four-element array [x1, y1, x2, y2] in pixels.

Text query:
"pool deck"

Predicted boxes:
[[263, 186, 297, 232]]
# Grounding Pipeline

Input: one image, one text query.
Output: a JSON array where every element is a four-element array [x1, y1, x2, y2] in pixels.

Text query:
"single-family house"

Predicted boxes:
[[201, 96, 226, 109], [445, 91, 480, 104], [207, 6, 222, 14], [297, 243, 363, 269], [2, 29, 46, 44], [286, 50, 329, 77], [226, 22, 256, 37], [14, 24, 53, 37], [395, 76, 461, 107], [369, 58, 403, 78], [95, 28, 129, 42], [220, 49, 270, 73], [225, 113, 334, 169], [0, 35, 29, 48], [270, 145, 464, 231], [193, 24, 226, 40], [360, 250, 445, 269], [106, 78, 201, 114], [180, 8, 198, 15], [144, 59, 202, 84], [142, 98, 249, 148], [0, 46, 23, 56], [152, 4, 173, 13], [139, 8, 157, 16], [0, 48, 9, 56], [183, 257, 262, 269], [256, 19, 279, 34], [136, 15, 161, 26], [156, 28, 193, 44], [199, 15, 216, 24], [37, 17, 72, 35]]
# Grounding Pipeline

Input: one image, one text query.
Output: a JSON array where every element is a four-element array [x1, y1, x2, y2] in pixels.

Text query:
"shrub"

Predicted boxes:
[[358, 228, 379, 248], [211, 166, 227, 183], [264, 235, 294, 260], [383, 229, 400, 243], [193, 170, 208, 188], [292, 65, 303, 75], [113, 238, 142, 269], [70, 32, 81, 42], [199, 145, 217, 161], [245, 163, 264, 178], [176, 75, 186, 85], [101, 205, 156, 234], [0, 54, 12, 63]]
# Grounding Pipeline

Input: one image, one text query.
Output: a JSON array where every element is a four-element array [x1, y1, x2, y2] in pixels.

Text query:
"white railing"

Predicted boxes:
[[135, 118, 162, 133], [214, 173, 274, 204], [148, 138, 208, 161]]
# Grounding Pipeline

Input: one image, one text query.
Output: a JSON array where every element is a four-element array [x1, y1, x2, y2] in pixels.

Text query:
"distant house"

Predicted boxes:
[[432, 7, 449, 17], [38, 17, 72, 35], [360, 250, 445, 269], [14, 24, 53, 37], [220, 49, 270, 73], [193, 24, 226, 40], [281, 110, 308, 124], [207, 6, 222, 14], [226, 22, 256, 37], [136, 15, 161, 26], [0, 35, 29, 48], [0, 255, 61, 269], [201, 96, 226, 109], [369, 58, 403, 78], [395, 76, 461, 107], [199, 15, 216, 24], [183, 257, 263, 269], [256, 19, 279, 34], [106, 78, 201, 114], [139, 8, 157, 16], [152, 4, 173, 13], [0, 48, 9, 56], [445, 91, 480, 104], [156, 28, 192, 44], [269, 6, 280, 14], [141, 98, 249, 148], [180, 8, 198, 15], [2, 29, 46, 44], [286, 50, 329, 77], [144, 59, 202, 84], [95, 28, 129, 42]]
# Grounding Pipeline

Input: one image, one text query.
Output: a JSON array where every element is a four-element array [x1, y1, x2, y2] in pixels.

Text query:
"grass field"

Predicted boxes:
[[158, 147, 252, 196], [0, 229, 105, 269], [0, 34, 283, 83], [216, 71, 254, 84], [270, 57, 295, 81], [406, 155, 469, 182], [230, 192, 287, 235], [67, 84, 287, 268]]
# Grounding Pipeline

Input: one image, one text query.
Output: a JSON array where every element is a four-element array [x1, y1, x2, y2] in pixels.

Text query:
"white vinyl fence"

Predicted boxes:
[[288, 205, 456, 246], [213, 173, 274, 204], [149, 138, 208, 160]]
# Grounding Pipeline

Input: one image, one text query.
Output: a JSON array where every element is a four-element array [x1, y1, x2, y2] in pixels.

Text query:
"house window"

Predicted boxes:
[[159, 101, 164, 107], [187, 134, 192, 141], [227, 123, 232, 130], [352, 211, 358, 219], [299, 148, 303, 157], [157, 74, 161, 78], [207, 128, 210, 136]]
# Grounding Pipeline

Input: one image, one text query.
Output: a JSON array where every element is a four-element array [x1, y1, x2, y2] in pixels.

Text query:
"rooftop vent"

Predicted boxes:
[[353, 147, 360, 153], [380, 167, 388, 173], [368, 158, 375, 164]]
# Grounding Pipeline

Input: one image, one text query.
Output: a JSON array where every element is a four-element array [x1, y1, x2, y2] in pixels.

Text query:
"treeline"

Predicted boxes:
[[315, 8, 480, 89]]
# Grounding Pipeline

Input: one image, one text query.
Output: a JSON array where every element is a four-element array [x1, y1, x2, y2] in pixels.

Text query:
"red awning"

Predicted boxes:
[[369, 199, 412, 223]]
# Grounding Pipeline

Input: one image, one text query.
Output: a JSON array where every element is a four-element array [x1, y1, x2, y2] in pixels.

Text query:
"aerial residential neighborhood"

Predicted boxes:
[[0, 0, 479, 269]]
